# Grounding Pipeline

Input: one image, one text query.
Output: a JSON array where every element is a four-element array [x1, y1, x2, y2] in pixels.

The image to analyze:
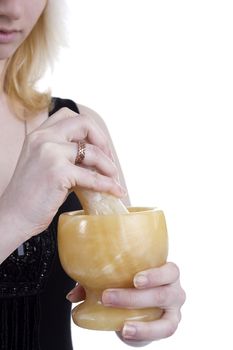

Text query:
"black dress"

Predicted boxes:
[[0, 98, 82, 350]]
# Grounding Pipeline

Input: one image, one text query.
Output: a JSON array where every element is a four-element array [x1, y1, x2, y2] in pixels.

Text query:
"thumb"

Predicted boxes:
[[66, 283, 86, 303]]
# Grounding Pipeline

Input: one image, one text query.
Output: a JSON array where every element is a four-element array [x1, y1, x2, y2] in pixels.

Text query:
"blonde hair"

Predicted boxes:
[[4, 0, 68, 118]]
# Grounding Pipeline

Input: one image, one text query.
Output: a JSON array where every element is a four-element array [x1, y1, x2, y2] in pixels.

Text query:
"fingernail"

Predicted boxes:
[[66, 291, 74, 301], [123, 324, 137, 339], [102, 290, 117, 305], [134, 274, 148, 288]]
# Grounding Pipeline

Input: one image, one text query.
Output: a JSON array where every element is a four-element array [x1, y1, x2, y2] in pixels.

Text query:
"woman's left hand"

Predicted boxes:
[[66, 262, 186, 346], [102, 262, 186, 345]]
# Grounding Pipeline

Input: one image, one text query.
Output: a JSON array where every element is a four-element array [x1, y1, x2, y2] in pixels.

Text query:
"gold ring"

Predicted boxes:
[[75, 140, 86, 165]]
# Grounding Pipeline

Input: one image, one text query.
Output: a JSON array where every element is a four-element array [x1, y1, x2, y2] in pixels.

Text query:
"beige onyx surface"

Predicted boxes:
[[58, 207, 168, 331]]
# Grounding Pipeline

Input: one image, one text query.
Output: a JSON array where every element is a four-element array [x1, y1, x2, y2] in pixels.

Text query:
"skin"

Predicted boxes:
[[0, 0, 186, 346], [67, 105, 186, 345], [0, 0, 47, 65]]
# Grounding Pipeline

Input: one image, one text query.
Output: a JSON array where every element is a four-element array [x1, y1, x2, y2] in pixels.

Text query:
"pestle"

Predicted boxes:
[[73, 189, 129, 215]]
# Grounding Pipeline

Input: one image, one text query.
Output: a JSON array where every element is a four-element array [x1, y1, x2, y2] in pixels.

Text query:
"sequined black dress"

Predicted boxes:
[[0, 98, 82, 350]]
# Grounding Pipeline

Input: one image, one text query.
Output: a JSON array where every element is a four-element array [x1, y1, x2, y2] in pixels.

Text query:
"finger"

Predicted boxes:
[[121, 309, 181, 341], [38, 111, 111, 158], [38, 141, 117, 180], [66, 284, 86, 303], [68, 164, 126, 197], [76, 143, 119, 179], [39, 107, 79, 128], [134, 262, 180, 289], [52, 115, 111, 157], [102, 282, 182, 309]]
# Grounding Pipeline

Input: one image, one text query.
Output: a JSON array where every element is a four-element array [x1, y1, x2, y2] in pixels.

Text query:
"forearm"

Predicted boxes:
[[0, 198, 30, 264]]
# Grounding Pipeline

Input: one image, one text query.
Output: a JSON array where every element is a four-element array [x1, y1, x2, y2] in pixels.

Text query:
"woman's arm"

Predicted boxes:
[[0, 107, 124, 263], [67, 105, 186, 345], [0, 197, 31, 264]]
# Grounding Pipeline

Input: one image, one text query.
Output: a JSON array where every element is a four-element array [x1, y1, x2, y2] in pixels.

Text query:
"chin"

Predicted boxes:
[[0, 47, 18, 61]]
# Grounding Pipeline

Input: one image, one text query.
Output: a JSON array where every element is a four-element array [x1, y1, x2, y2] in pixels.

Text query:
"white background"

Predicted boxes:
[[50, 1, 233, 349]]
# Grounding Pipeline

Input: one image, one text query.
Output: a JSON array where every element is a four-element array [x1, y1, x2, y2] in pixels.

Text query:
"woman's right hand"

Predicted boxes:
[[1, 107, 125, 239]]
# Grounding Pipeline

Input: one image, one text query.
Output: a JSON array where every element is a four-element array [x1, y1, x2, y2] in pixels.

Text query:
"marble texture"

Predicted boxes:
[[58, 207, 168, 331]]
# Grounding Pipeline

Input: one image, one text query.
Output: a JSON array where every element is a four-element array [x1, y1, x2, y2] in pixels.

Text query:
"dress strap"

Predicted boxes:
[[49, 97, 80, 116]]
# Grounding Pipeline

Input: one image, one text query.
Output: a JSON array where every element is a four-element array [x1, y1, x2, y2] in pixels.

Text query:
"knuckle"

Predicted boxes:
[[40, 141, 55, 153], [59, 106, 70, 114], [59, 107, 76, 117], [92, 146, 117, 176], [27, 132, 58, 163], [89, 171, 115, 193], [179, 288, 186, 306], [91, 145, 100, 162], [78, 113, 90, 125], [78, 116, 89, 134], [168, 262, 180, 280], [120, 292, 138, 308], [165, 321, 178, 338], [169, 284, 185, 307], [80, 113, 91, 122], [128, 293, 139, 308], [156, 288, 168, 306], [90, 171, 100, 190], [38, 141, 57, 160]]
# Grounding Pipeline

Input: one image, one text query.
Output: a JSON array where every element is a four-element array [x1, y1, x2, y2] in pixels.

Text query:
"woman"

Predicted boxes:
[[0, 1, 186, 349]]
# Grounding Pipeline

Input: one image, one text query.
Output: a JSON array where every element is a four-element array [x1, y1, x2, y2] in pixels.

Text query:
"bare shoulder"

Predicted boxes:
[[77, 104, 110, 135]]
